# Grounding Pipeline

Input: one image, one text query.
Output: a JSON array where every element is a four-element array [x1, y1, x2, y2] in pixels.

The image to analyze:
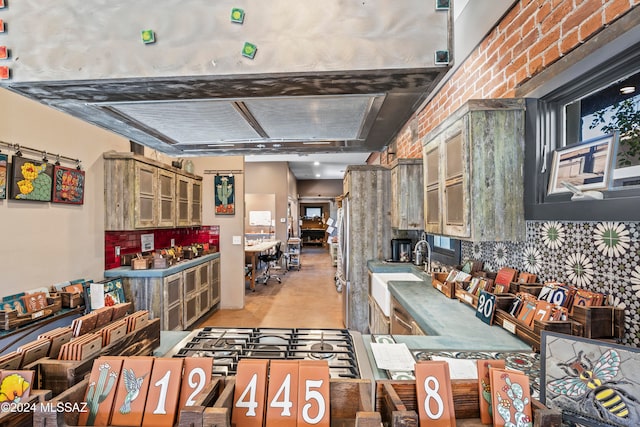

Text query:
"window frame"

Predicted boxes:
[[524, 42, 640, 221]]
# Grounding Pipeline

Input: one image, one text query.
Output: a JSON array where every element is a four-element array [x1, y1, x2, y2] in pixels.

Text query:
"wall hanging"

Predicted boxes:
[[10, 155, 53, 201], [0, 153, 7, 199], [52, 164, 85, 205], [214, 174, 235, 215]]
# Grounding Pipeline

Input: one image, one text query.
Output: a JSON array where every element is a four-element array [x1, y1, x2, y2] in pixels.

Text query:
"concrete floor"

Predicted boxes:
[[199, 246, 344, 329]]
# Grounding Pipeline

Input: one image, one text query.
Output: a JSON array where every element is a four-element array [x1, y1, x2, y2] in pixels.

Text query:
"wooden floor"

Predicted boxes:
[[199, 246, 344, 329]]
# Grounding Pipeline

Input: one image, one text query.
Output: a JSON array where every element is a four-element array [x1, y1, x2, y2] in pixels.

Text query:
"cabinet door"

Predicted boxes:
[[134, 162, 158, 228], [423, 140, 442, 234], [175, 175, 192, 227], [183, 292, 199, 328], [411, 321, 426, 336], [191, 180, 202, 225], [210, 258, 220, 306], [442, 119, 470, 238], [163, 273, 183, 331], [197, 262, 210, 290], [184, 266, 198, 296], [158, 169, 176, 227]]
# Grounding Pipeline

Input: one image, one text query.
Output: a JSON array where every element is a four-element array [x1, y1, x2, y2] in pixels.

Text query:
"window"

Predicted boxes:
[[564, 70, 640, 188], [426, 234, 460, 266], [304, 207, 322, 218], [524, 41, 640, 221]]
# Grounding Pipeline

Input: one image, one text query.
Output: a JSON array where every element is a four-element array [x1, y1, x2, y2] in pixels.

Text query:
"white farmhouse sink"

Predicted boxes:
[[371, 272, 422, 317]]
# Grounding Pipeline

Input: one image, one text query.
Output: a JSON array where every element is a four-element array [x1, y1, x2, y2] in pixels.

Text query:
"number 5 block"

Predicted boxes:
[[415, 360, 456, 427], [297, 360, 330, 426]]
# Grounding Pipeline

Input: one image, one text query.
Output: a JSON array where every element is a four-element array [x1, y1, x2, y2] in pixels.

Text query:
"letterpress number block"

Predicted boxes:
[[415, 361, 456, 427], [266, 360, 300, 427], [232, 359, 269, 427], [178, 357, 214, 408], [297, 360, 330, 427], [142, 358, 184, 427]]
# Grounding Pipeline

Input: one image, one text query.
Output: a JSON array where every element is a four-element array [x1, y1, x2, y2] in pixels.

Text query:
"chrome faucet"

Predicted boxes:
[[413, 239, 432, 273]]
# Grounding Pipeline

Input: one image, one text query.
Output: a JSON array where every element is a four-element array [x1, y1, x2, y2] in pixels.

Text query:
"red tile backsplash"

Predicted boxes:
[[104, 226, 220, 270]]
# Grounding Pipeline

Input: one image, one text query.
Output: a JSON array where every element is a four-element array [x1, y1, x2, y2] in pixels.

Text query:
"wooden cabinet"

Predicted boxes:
[[104, 152, 202, 230], [390, 159, 424, 230], [368, 296, 390, 335], [422, 99, 526, 241], [112, 254, 220, 331], [390, 296, 426, 336], [163, 272, 183, 331], [210, 257, 220, 307]]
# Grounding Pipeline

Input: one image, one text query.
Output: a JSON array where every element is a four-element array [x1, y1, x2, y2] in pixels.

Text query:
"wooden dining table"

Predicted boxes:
[[245, 240, 281, 291]]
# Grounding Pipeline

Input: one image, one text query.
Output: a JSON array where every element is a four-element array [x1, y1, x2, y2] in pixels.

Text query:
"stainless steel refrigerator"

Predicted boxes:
[[337, 165, 391, 332]]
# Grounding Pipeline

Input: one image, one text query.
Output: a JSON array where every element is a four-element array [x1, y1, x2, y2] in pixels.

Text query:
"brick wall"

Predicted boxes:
[[383, 0, 640, 160]]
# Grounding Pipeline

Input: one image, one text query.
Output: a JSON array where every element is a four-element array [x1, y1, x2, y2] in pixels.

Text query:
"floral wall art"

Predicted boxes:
[[461, 220, 640, 346], [9, 156, 53, 201]]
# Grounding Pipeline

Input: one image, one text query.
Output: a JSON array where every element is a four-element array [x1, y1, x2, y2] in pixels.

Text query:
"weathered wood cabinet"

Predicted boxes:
[[343, 165, 391, 333], [422, 99, 526, 241], [104, 152, 202, 230], [107, 254, 221, 331], [390, 295, 426, 335], [390, 159, 424, 230]]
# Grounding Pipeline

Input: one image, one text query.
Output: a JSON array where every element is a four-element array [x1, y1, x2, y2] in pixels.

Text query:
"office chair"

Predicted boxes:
[[257, 242, 284, 284]]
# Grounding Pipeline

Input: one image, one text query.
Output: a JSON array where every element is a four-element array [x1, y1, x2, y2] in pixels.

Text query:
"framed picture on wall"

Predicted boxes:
[[547, 133, 616, 195], [215, 175, 235, 215], [52, 165, 85, 204], [0, 153, 7, 199], [9, 156, 54, 202]]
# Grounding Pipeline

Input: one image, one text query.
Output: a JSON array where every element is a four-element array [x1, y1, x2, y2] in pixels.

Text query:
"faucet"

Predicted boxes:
[[413, 239, 432, 273]]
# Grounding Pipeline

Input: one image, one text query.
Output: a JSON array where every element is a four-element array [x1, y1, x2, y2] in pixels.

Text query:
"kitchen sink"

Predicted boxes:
[[371, 273, 423, 317]]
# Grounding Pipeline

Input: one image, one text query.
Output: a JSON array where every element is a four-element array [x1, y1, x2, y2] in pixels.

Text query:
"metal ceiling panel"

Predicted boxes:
[[107, 100, 261, 144], [244, 95, 381, 141]]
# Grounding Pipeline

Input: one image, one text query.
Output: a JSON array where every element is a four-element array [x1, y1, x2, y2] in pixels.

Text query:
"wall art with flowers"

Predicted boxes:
[[9, 156, 53, 202], [52, 165, 85, 204], [214, 175, 235, 215]]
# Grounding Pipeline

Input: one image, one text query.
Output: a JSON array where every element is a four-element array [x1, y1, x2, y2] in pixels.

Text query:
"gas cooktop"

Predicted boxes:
[[166, 327, 366, 379]]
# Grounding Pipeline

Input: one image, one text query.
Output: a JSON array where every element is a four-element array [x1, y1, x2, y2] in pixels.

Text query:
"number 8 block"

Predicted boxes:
[[415, 360, 456, 427]]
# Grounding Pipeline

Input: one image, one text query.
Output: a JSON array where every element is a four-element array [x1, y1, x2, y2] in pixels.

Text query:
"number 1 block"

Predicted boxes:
[[142, 358, 184, 427]]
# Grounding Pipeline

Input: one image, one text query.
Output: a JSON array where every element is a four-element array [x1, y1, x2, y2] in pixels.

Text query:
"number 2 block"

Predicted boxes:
[[178, 357, 214, 409], [415, 361, 456, 427]]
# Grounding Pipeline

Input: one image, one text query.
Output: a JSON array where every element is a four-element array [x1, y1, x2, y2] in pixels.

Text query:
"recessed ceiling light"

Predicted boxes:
[[620, 86, 636, 94], [256, 144, 266, 148], [273, 144, 282, 148], [314, 161, 320, 166], [315, 174, 321, 178]]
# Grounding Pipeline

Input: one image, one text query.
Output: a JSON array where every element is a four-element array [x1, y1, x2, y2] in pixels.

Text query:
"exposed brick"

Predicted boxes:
[[604, 0, 631, 23], [562, 0, 603, 35], [528, 55, 544, 75], [579, 12, 604, 41], [529, 27, 560, 58], [535, 1, 553, 25], [560, 28, 580, 54], [543, 44, 562, 66]]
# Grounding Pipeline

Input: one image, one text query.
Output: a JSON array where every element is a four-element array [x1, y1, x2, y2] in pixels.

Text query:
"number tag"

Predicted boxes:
[[232, 359, 269, 427], [415, 361, 455, 427], [297, 360, 330, 427], [266, 360, 299, 426], [178, 357, 214, 409], [475, 290, 497, 325], [142, 358, 184, 427]]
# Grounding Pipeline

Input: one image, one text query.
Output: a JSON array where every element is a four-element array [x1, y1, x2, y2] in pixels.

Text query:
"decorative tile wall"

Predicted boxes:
[[104, 226, 220, 270], [461, 221, 640, 346]]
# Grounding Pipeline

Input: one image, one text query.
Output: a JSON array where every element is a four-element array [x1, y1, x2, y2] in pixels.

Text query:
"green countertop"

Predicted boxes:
[[366, 260, 530, 349], [104, 252, 220, 278]]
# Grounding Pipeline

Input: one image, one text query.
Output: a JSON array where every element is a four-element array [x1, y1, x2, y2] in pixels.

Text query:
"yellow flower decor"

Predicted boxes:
[[13, 158, 52, 201], [17, 179, 33, 195], [20, 162, 40, 180], [0, 373, 31, 403]]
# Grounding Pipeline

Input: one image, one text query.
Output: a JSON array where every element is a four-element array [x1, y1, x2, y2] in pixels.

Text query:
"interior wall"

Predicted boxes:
[[245, 193, 276, 235], [0, 88, 131, 294], [244, 162, 291, 243], [297, 179, 343, 198], [191, 156, 246, 309]]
